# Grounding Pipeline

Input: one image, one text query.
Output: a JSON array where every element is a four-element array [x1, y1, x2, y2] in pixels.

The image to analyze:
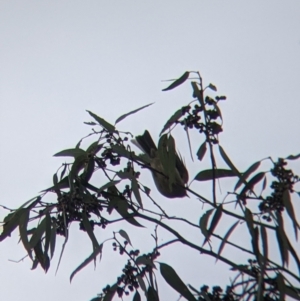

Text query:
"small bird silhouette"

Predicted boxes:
[[133, 130, 188, 198]]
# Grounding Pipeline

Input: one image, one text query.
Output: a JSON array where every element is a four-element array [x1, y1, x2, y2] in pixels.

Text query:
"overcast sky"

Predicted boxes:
[[0, 1, 300, 301]]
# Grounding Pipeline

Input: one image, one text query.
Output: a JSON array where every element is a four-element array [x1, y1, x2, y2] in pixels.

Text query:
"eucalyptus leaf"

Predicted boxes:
[[234, 161, 261, 191], [131, 177, 143, 208], [203, 205, 222, 246], [159, 263, 197, 301], [282, 189, 299, 240], [216, 221, 239, 261], [207, 83, 217, 91], [162, 71, 189, 91], [194, 169, 236, 181], [199, 209, 214, 239], [218, 145, 240, 176], [115, 103, 154, 125], [160, 108, 184, 136], [196, 141, 207, 161], [133, 291, 141, 301], [53, 148, 86, 158], [86, 111, 115, 133], [147, 286, 159, 301], [70, 244, 103, 283], [119, 229, 132, 246], [82, 212, 100, 252], [286, 153, 300, 160], [29, 217, 47, 248]]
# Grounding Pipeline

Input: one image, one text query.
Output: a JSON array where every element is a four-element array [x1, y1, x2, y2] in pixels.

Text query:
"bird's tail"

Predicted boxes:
[[134, 130, 157, 157]]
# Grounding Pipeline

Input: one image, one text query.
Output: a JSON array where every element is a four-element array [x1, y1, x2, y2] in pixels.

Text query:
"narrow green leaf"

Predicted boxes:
[[18, 208, 32, 257], [44, 212, 52, 255], [137, 275, 146, 292], [276, 273, 285, 301], [234, 161, 261, 191], [43, 175, 70, 192], [147, 286, 159, 301], [275, 226, 289, 267], [212, 102, 223, 122], [260, 225, 268, 262], [29, 218, 47, 248], [34, 240, 50, 272], [53, 173, 58, 185], [194, 169, 236, 181], [131, 177, 143, 209], [191, 82, 204, 107], [76, 138, 82, 149], [207, 83, 217, 91], [98, 180, 121, 193], [108, 194, 144, 227], [133, 291, 141, 301], [50, 223, 56, 259], [162, 71, 189, 91], [196, 141, 207, 161], [286, 236, 300, 274], [276, 212, 289, 267], [70, 244, 103, 282], [60, 164, 67, 180], [86, 111, 115, 133], [31, 258, 39, 270], [204, 205, 223, 245], [160, 108, 184, 136], [0, 208, 27, 241], [69, 154, 88, 191], [251, 226, 260, 264], [285, 284, 300, 300], [218, 145, 240, 175], [81, 158, 95, 182], [119, 229, 132, 246], [282, 189, 299, 240], [239, 172, 265, 199], [216, 221, 239, 261], [84, 121, 97, 126], [82, 212, 100, 251], [244, 208, 254, 236], [53, 148, 86, 158], [115, 103, 154, 125], [286, 153, 300, 160], [262, 176, 267, 192], [199, 209, 214, 239], [159, 263, 197, 301]]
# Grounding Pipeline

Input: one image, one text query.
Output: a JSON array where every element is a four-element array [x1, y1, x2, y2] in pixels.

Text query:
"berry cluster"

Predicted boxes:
[[259, 158, 299, 218], [198, 285, 236, 301], [54, 187, 106, 236], [96, 132, 130, 168], [176, 95, 224, 144], [105, 242, 160, 298]]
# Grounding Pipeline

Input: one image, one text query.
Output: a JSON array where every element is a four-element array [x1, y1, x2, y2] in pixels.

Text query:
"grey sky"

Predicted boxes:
[[0, 1, 299, 300]]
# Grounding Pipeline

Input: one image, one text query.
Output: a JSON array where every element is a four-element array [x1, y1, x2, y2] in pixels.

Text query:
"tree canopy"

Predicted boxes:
[[1, 71, 300, 301]]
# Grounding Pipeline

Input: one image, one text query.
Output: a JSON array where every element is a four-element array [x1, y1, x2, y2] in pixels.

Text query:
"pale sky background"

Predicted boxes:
[[0, 1, 300, 301]]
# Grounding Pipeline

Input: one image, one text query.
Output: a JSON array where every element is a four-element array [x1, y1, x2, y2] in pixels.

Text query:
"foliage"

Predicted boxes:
[[1, 71, 300, 301]]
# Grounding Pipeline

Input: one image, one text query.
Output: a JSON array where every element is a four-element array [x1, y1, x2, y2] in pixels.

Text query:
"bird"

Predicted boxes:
[[132, 130, 188, 198]]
